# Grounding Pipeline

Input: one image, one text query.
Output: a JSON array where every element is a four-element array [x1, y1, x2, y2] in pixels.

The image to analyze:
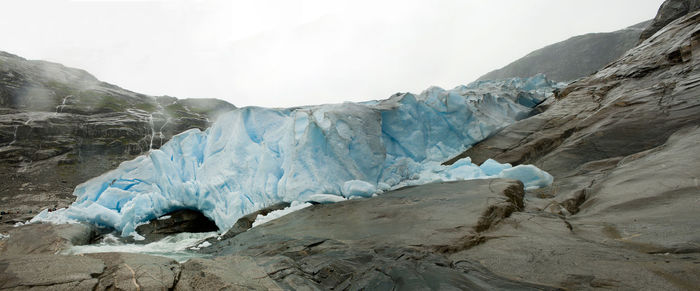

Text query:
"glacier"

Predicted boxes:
[[33, 74, 560, 236]]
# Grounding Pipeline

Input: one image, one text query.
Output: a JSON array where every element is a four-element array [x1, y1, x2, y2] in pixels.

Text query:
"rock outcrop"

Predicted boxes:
[[639, 0, 700, 42], [477, 21, 650, 82], [452, 7, 700, 176], [444, 6, 700, 290], [0, 51, 235, 231], [194, 179, 557, 290]]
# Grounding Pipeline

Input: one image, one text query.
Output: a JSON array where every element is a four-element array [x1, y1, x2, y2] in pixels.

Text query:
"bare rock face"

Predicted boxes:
[[197, 179, 557, 290], [212, 179, 525, 252], [0, 254, 105, 290], [454, 9, 700, 175], [443, 9, 700, 290], [639, 0, 700, 42], [453, 126, 700, 290], [0, 51, 235, 232], [176, 256, 280, 290], [87, 252, 181, 290], [0, 252, 182, 291]]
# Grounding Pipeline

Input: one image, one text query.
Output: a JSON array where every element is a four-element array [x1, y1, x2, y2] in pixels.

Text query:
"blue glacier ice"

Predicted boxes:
[[33, 74, 559, 236]]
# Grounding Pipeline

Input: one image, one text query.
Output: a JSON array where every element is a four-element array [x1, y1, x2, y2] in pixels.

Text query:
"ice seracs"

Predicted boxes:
[[33, 74, 560, 236]]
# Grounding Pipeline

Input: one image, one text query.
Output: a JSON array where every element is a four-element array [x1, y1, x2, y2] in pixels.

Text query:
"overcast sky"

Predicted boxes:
[[2, 0, 664, 107]]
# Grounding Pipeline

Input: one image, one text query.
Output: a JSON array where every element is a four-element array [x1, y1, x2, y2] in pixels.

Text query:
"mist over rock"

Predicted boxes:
[[478, 21, 650, 82]]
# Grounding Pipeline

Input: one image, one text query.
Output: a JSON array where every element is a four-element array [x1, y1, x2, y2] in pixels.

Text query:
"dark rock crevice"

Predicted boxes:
[[134, 209, 219, 243]]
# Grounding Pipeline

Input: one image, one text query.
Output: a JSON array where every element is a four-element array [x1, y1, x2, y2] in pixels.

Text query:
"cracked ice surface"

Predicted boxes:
[[33, 75, 559, 236]]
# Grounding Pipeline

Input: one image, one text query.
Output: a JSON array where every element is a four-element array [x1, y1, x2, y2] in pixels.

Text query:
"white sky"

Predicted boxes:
[[1, 0, 664, 107]]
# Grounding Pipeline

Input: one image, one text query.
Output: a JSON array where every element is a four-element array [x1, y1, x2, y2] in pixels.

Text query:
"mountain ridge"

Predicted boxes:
[[477, 20, 651, 82]]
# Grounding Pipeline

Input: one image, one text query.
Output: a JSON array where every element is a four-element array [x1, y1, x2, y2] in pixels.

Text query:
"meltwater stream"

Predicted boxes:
[[64, 202, 314, 262], [66, 232, 218, 262]]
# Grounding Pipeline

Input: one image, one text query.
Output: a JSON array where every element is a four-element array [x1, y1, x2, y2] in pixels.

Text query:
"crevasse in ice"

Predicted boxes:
[[32, 74, 560, 236]]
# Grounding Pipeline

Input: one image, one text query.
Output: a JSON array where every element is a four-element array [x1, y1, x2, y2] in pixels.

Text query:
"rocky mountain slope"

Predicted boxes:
[[1, 0, 699, 289], [446, 6, 700, 289], [477, 20, 650, 82], [0, 52, 235, 226]]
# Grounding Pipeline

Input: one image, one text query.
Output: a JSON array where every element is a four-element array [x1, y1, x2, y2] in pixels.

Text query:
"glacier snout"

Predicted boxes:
[[33, 75, 560, 236]]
